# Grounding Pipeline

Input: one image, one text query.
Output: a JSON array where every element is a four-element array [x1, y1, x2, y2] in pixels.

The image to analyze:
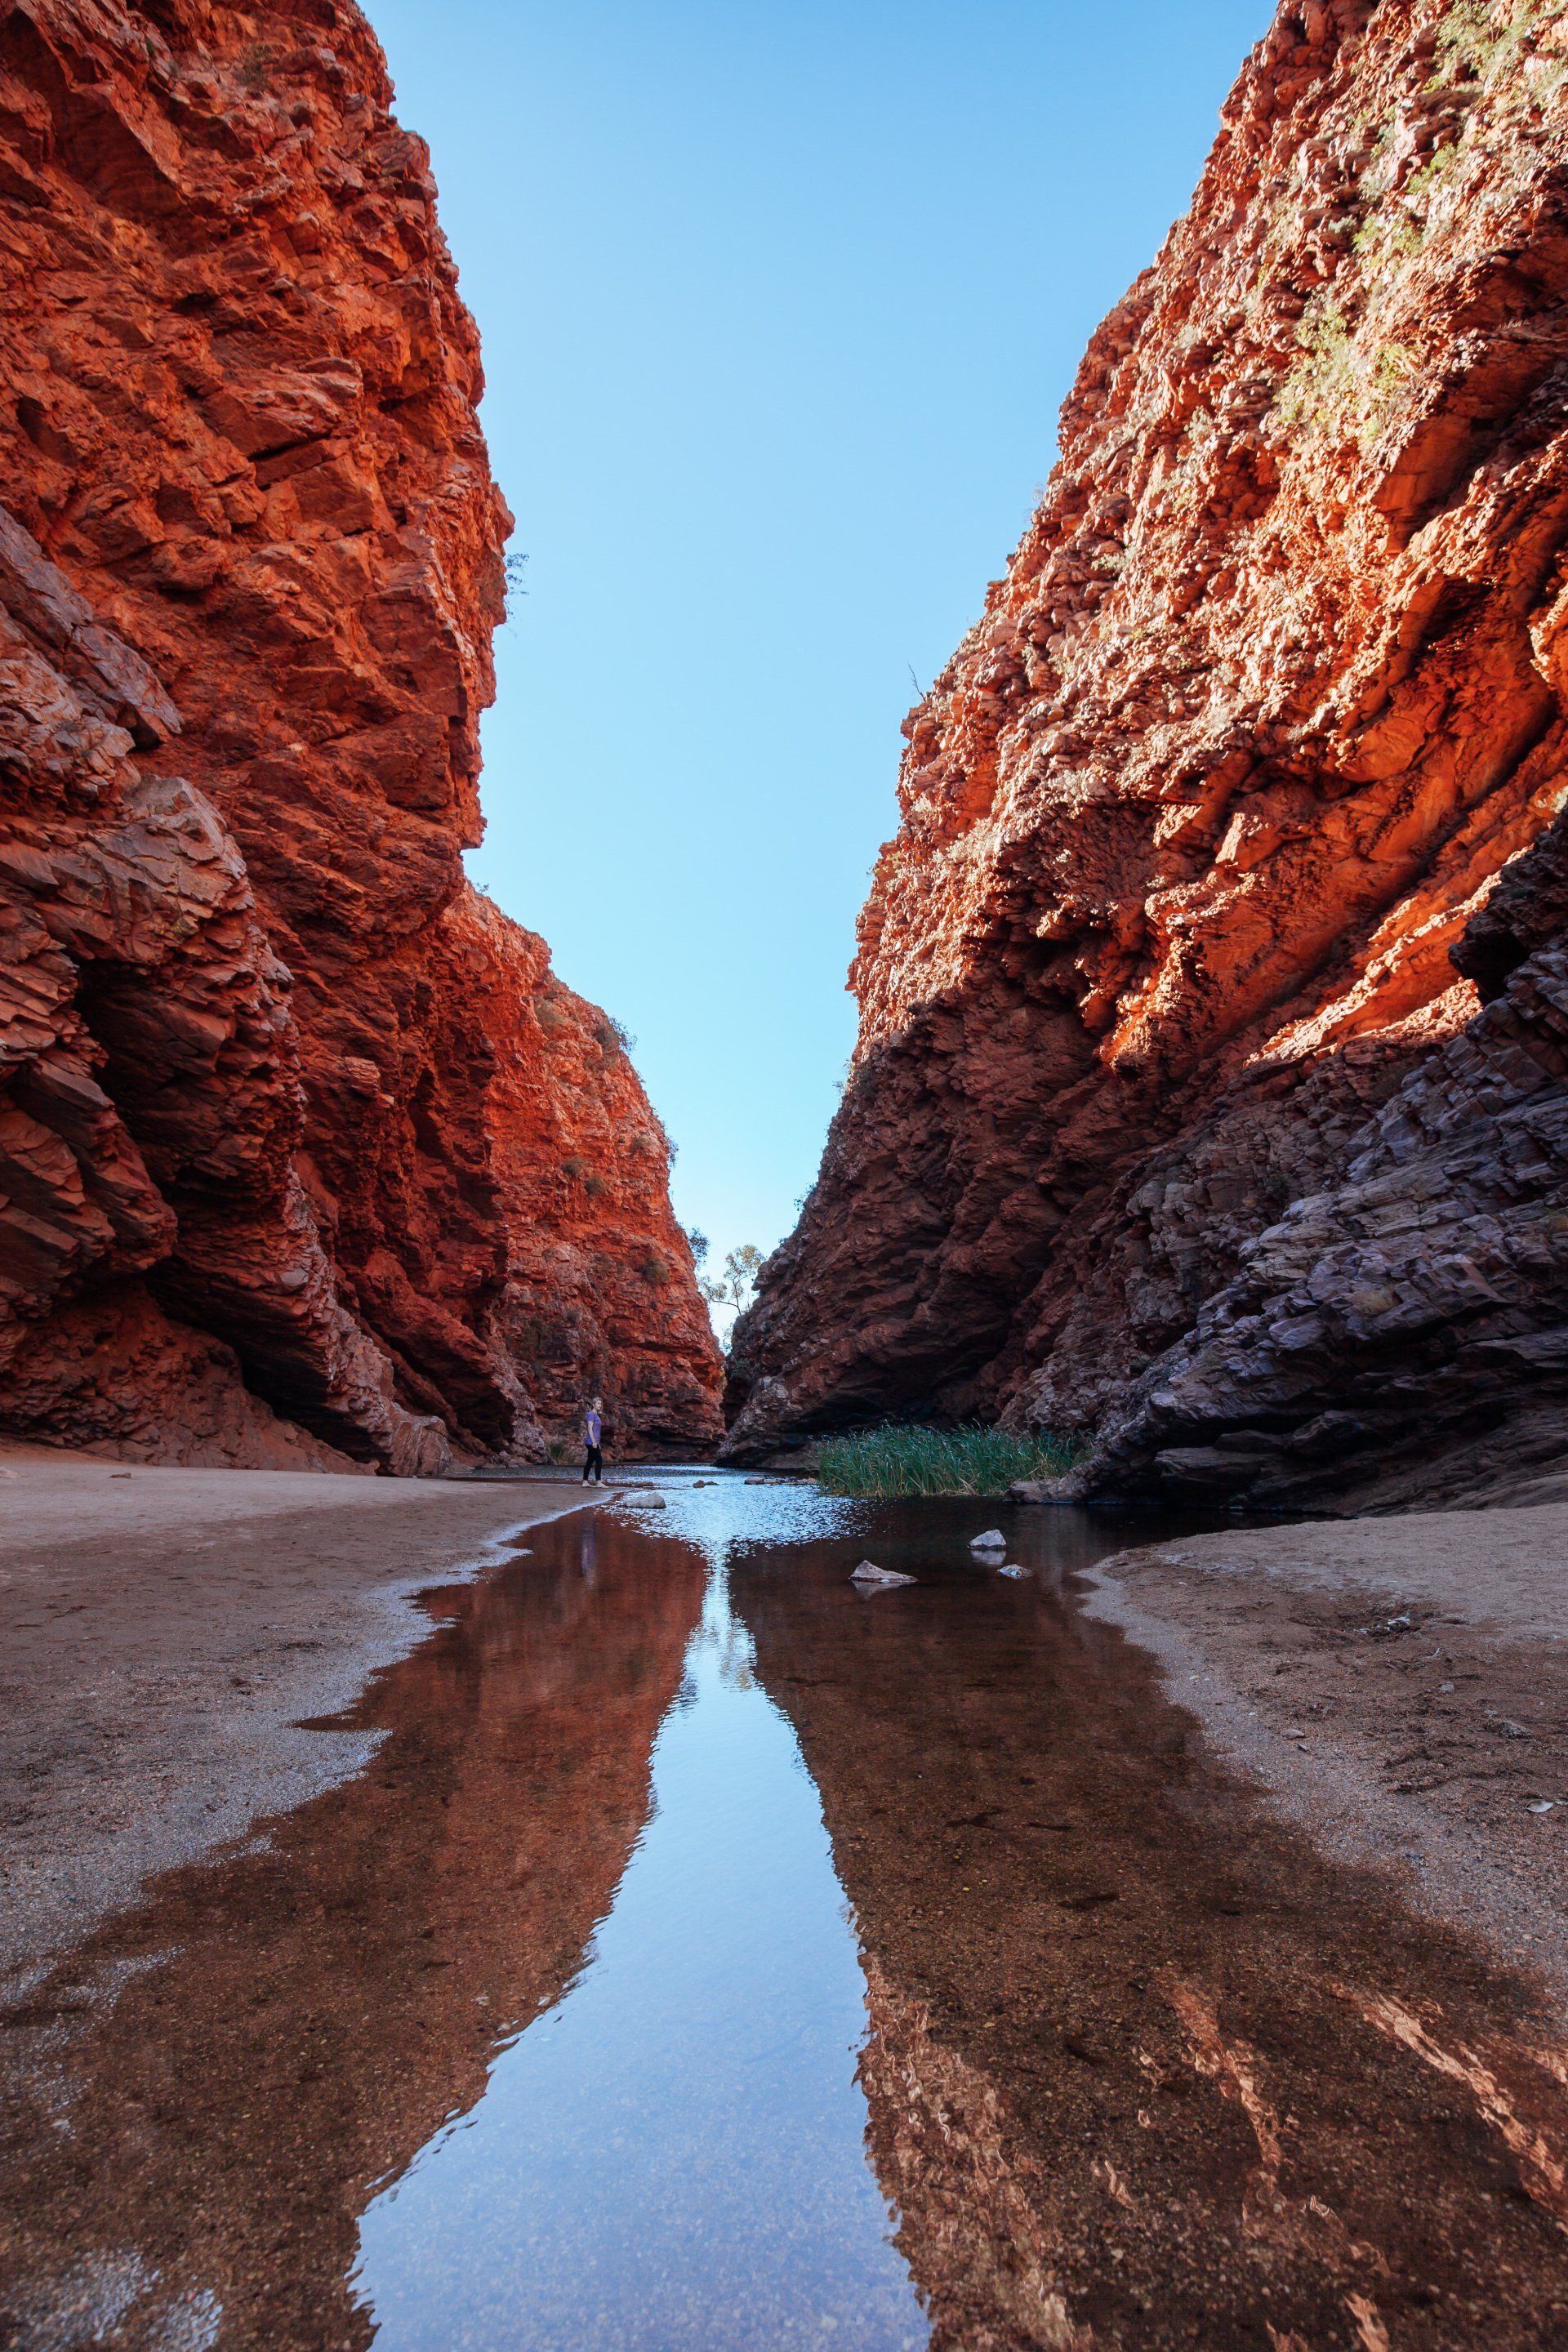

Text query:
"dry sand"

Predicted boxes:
[[0, 1441, 603, 1981], [1082, 1503, 1568, 2004]]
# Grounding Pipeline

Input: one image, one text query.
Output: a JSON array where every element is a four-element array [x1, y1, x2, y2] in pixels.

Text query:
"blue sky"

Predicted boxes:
[[361, 0, 1273, 1290]]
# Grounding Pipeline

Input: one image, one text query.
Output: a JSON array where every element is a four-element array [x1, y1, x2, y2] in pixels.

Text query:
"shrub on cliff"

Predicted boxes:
[[817, 1425, 1076, 1499]]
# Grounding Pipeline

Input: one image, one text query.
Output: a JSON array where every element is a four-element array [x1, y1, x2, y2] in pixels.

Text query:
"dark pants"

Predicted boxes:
[[582, 1445, 603, 1482]]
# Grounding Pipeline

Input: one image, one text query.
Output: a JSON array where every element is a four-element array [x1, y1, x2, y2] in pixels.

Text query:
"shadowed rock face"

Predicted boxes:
[[0, 0, 720, 1466], [724, 0, 1568, 1506]]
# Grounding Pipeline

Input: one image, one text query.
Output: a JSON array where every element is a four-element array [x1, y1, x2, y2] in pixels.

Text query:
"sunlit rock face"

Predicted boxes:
[[0, 0, 721, 1466], [727, 0, 1568, 1506]]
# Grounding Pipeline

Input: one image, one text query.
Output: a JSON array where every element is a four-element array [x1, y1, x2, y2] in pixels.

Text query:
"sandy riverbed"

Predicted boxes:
[[0, 1441, 604, 1980], [10, 1436, 1568, 2020], [1083, 1504, 1568, 2005]]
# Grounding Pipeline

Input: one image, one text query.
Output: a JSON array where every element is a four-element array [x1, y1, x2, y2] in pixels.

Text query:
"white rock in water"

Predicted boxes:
[[850, 1559, 915, 1588], [625, 1493, 666, 1510], [969, 1530, 1006, 1552], [999, 1564, 1026, 1579]]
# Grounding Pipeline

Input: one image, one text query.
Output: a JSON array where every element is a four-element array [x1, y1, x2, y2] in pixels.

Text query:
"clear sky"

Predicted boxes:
[[360, 0, 1273, 1298]]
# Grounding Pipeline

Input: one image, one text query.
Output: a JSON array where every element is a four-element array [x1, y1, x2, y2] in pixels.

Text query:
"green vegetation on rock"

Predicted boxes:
[[817, 1423, 1077, 1499]]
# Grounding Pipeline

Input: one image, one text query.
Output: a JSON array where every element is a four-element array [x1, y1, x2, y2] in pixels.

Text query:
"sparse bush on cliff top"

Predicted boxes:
[[817, 1424, 1077, 1499]]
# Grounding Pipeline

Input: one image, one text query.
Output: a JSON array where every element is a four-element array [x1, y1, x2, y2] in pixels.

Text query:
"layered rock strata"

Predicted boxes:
[[0, 0, 720, 1466], [727, 0, 1568, 1507]]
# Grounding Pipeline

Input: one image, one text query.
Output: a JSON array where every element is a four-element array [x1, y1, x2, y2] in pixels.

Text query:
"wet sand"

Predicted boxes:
[[1082, 1504, 1568, 2007], [0, 1513, 707, 2352], [0, 1441, 601, 1979]]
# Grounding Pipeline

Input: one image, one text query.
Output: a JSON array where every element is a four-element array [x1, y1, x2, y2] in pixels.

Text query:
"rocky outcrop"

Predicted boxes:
[[726, 0, 1568, 1506], [0, 0, 720, 1467], [439, 892, 731, 1459]]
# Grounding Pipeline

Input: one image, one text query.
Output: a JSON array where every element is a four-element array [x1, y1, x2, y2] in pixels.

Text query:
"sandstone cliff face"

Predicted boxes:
[[0, 0, 721, 1467], [728, 0, 1568, 1507]]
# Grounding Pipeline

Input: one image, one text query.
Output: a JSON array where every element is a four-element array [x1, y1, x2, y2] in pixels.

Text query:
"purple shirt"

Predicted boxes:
[[586, 1410, 602, 1446]]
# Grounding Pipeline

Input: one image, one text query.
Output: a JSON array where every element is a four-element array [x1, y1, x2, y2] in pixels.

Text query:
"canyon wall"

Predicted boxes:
[[0, 0, 721, 1468], [727, 0, 1568, 1509]]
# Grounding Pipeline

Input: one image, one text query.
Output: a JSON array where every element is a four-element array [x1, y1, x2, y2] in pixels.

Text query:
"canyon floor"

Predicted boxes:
[[5, 1475, 1568, 2346], [0, 1441, 604, 1978], [5, 1441, 1567, 2007], [1083, 1503, 1568, 2006]]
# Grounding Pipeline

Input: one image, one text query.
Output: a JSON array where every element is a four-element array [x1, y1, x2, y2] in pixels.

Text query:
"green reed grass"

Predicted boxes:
[[816, 1423, 1077, 1499]]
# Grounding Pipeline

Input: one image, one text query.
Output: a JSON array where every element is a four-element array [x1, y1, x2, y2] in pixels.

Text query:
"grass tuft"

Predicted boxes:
[[817, 1423, 1077, 1499]]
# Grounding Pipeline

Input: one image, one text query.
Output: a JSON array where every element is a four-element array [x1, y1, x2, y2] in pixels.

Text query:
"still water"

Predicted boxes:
[[5, 1476, 1568, 2351], [354, 1531, 922, 2351]]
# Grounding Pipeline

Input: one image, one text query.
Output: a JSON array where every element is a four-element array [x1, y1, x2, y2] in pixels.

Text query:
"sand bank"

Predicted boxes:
[[0, 1441, 601, 1979], [1083, 1505, 1568, 2004]]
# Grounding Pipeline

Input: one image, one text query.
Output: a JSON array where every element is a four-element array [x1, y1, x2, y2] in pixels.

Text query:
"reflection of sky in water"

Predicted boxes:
[[352, 1477, 927, 2352]]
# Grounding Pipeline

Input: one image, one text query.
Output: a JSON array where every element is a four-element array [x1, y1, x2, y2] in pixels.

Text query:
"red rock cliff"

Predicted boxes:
[[727, 0, 1568, 1508], [0, 0, 722, 1468]]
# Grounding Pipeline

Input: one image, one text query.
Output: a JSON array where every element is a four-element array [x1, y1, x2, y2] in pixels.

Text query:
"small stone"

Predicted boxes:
[[850, 1560, 915, 1588], [1529, 1800, 1556, 1815], [1000, 1564, 1026, 1579], [969, 1530, 1007, 1552]]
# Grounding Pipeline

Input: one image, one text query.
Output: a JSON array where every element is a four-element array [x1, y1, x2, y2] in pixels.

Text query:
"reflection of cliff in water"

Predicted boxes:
[[0, 1515, 705, 2352], [735, 1510, 1568, 2352]]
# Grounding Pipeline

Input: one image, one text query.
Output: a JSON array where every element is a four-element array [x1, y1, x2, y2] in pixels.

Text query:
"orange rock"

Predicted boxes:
[[726, 2, 1568, 1505], [0, 2, 720, 1467]]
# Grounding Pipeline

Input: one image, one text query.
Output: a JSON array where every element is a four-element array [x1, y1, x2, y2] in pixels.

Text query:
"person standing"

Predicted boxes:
[[581, 1395, 604, 1484]]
